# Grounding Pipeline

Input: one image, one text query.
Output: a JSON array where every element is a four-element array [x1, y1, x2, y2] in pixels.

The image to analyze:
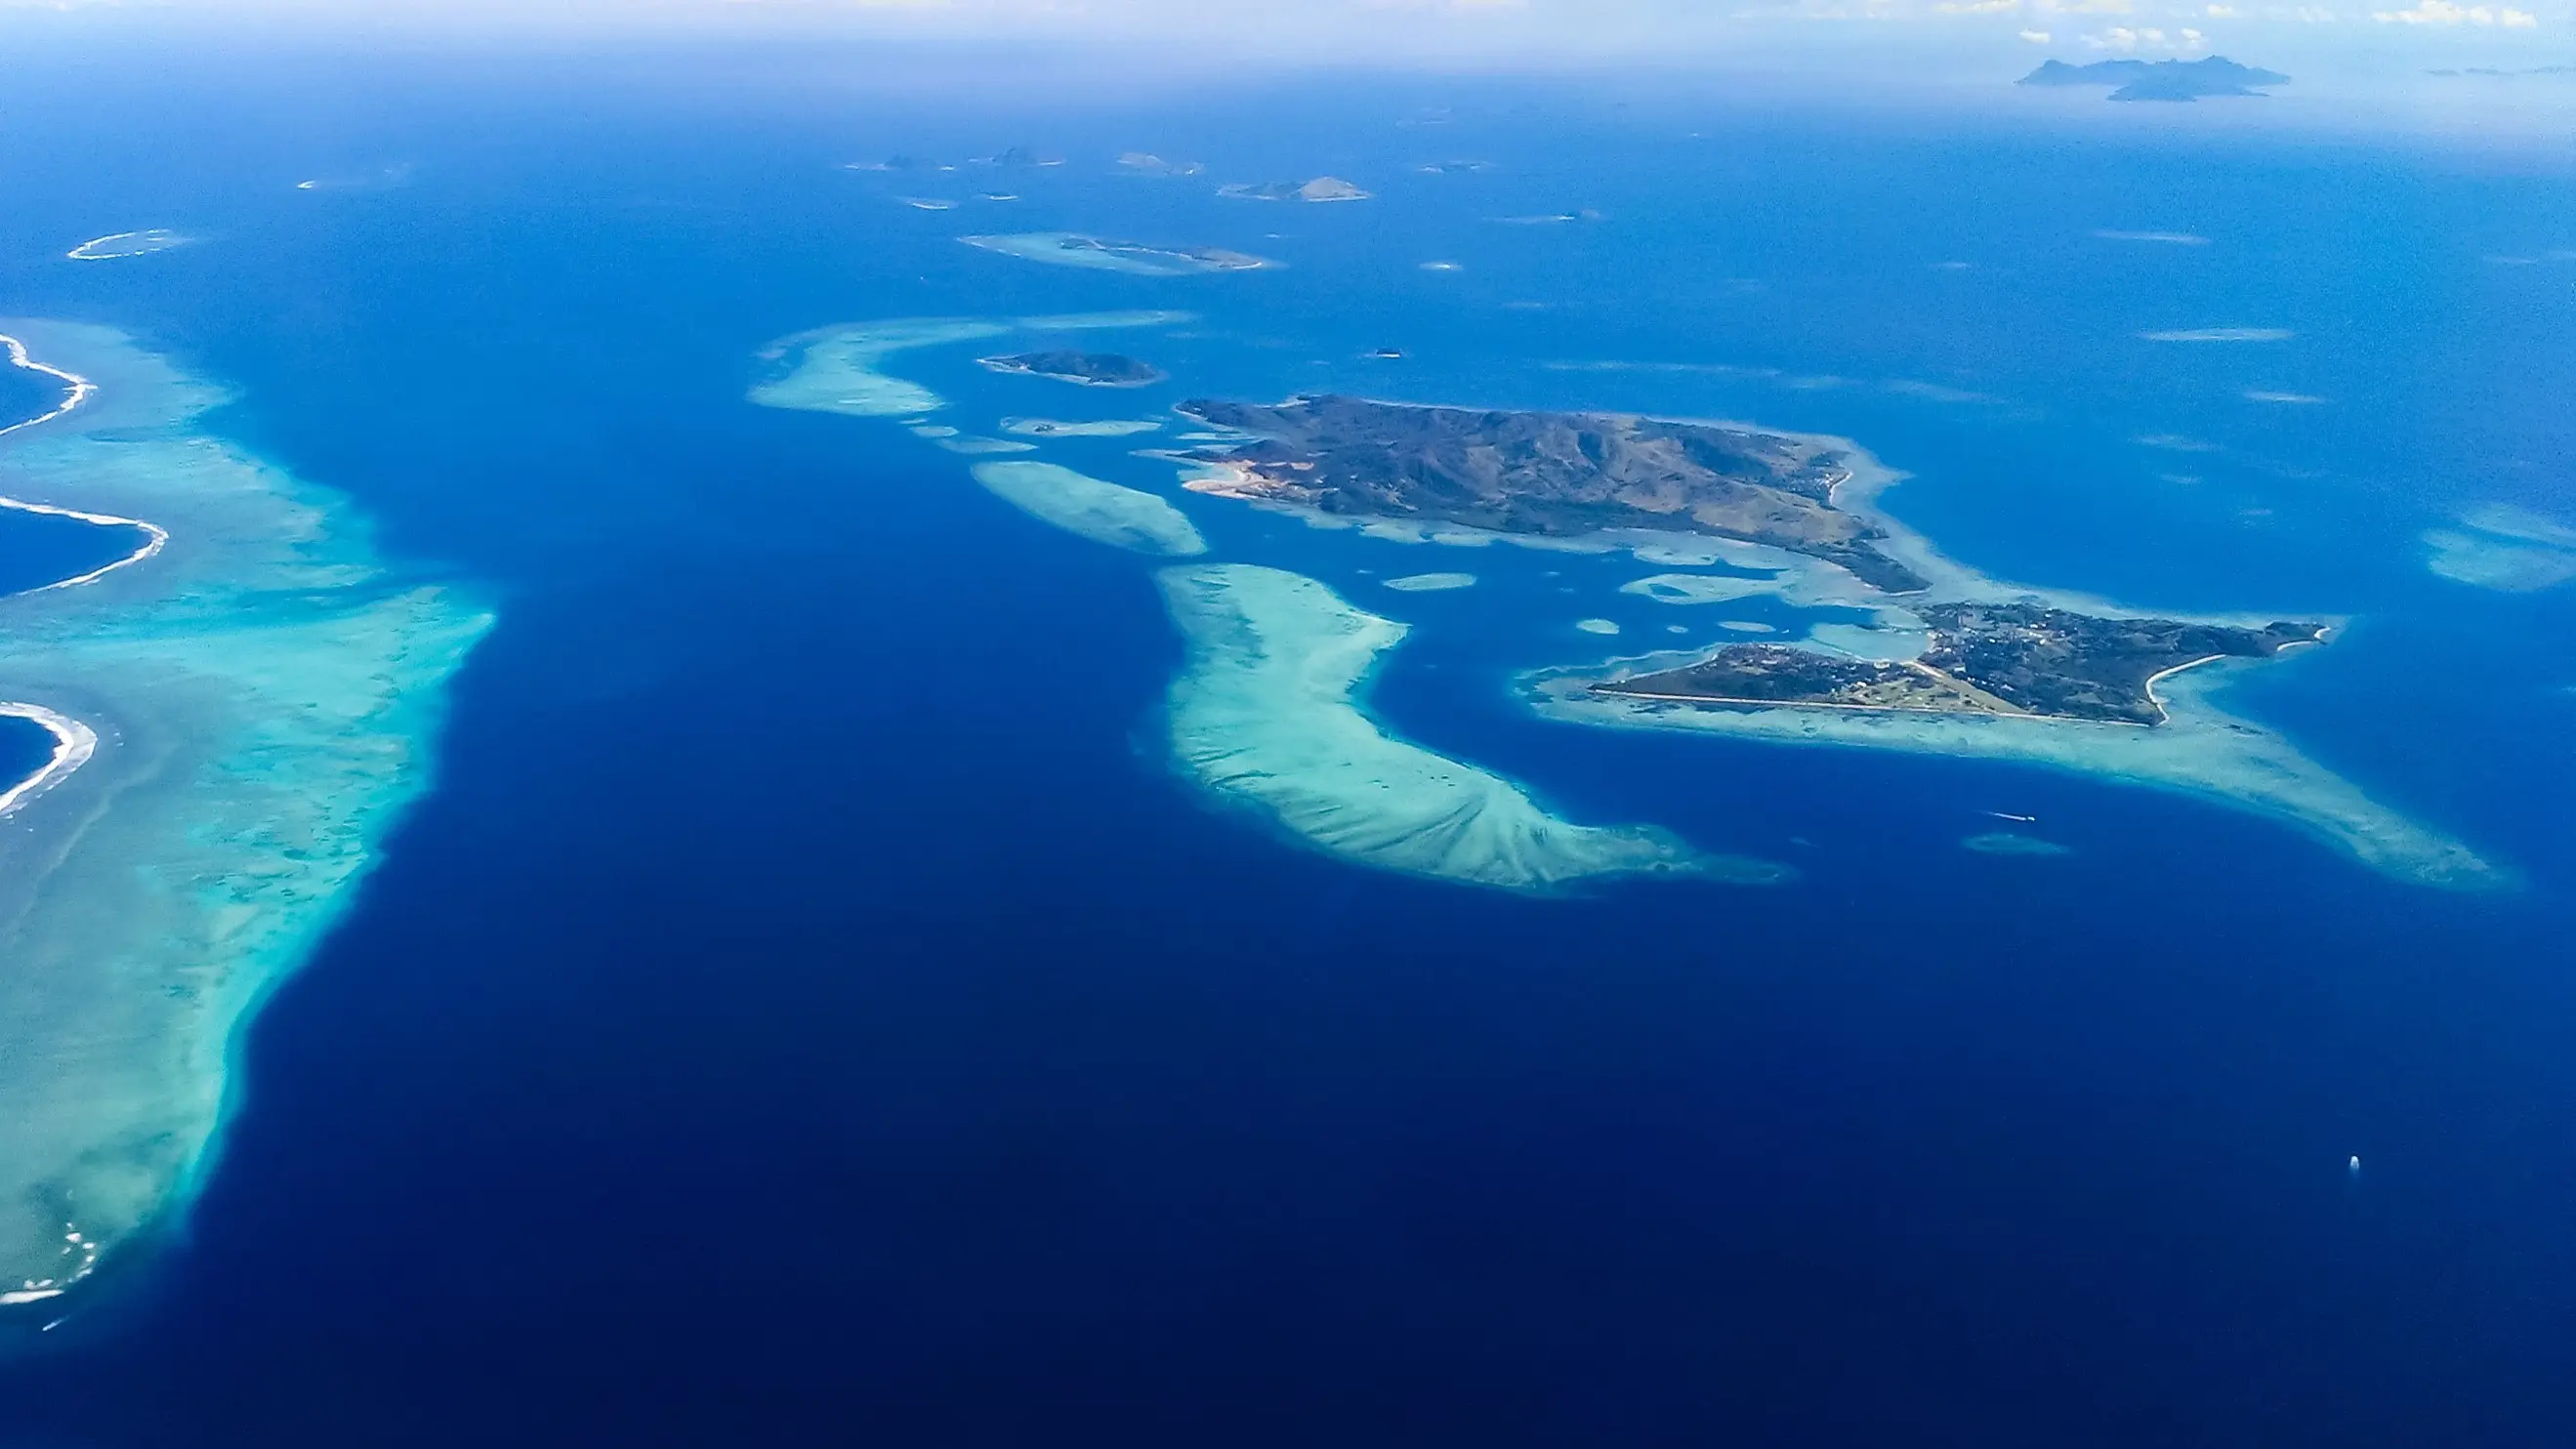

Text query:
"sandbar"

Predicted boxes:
[[2425, 505, 2576, 593], [1001, 417, 1165, 438], [1962, 831, 2073, 856], [1381, 572, 1476, 593], [960, 233, 1270, 276], [2140, 327, 2294, 343], [1621, 573, 1775, 606], [1155, 564, 1766, 890], [968, 461, 1206, 557], [65, 230, 190, 262]]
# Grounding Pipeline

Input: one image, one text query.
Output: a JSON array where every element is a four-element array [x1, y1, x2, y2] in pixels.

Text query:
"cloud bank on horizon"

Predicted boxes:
[[17, 0, 2563, 63]]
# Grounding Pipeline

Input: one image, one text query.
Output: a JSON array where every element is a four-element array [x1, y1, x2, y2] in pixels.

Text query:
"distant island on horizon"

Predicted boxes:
[[2020, 57, 2290, 103]]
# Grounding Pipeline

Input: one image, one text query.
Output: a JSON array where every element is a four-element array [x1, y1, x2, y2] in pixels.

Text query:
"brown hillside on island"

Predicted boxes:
[[1177, 395, 1931, 592], [1595, 603, 2324, 725]]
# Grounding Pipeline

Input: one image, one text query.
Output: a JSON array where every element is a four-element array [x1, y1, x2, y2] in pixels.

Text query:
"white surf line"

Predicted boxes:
[[0, 496, 170, 593], [0, 332, 97, 439], [0, 703, 99, 819], [0, 333, 132, 816], [0, 332, 170, 592]]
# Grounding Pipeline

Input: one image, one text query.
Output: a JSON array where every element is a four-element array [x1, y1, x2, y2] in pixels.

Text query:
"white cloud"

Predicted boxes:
[[2018, 24, 2054, 37], [2205, 3, 2236, 12], [2087, 23, 2195, 46], [1934, 0, 2018, 13], [2372, 0, 2539, 21]]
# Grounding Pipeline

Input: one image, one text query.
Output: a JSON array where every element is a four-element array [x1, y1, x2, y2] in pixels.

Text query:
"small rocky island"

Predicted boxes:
[[980, 351, 1168, 388], [1594, 603, 2324, 725], [1177, 395, 1930, 592], [1219, 177, 1373, 203]]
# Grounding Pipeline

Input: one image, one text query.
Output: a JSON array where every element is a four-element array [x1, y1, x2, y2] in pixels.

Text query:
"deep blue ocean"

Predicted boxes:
[[1, 38, 2572, 1446]]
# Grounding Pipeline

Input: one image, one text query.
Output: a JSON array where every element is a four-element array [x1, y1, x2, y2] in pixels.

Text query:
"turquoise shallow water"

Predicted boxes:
[[0, 40, 2569, 1448]]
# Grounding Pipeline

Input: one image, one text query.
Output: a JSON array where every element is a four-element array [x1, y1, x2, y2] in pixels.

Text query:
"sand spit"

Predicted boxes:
[[1381, 572, 1476, 592], [968, 462, 1206, 557], [1532, 653, 2493, 890], [1156, 564, 1768, 891]]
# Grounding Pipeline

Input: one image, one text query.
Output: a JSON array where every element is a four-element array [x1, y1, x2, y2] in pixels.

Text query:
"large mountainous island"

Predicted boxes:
[[1177, 395, 1931, 593], [2020, 57, 2289, 103]]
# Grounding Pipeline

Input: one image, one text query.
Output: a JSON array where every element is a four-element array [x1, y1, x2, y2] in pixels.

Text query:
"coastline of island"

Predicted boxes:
[[1151, 393, 2487, 888], [747, 314, 2491, 893], [751, 314, 1774, 892]]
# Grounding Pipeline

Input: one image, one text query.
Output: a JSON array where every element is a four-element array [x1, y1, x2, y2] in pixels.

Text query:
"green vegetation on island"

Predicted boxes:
[[1593, 603, 2323, 725], [979, 351, 1168, 388], [1175, 394, 1931, 592]]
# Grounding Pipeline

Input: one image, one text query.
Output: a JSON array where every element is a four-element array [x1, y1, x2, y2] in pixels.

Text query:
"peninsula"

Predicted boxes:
[[979, 351, 1168, 388], [1176, 395, 1931, 592], [1592, 603, 2325, 725]]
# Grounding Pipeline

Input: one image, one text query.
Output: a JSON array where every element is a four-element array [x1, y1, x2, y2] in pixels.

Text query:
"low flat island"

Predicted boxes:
[[979, 351, 1167, 388], [1594, 604, 2325, 726]]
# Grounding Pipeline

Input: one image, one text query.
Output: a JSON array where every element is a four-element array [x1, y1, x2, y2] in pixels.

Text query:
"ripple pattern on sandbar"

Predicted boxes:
[[1155, 562, 1753, 891]]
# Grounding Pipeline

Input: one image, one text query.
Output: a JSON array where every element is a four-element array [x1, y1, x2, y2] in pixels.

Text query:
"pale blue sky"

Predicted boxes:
[[6, 0, 2566, 72]]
